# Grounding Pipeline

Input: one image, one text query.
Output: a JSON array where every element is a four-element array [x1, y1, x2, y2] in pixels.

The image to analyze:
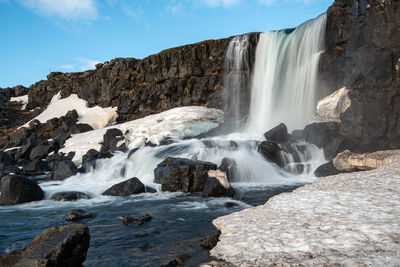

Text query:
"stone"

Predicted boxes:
[[218, 157, 238, 182], [263, 123, 289, 142], [50, 191, 91, 201], [145, 186, 157, 193], [29, 144, 53, 160], [65, 209, 94, 221], [70, 123, 94, 134], [200, 231, 220, 250], [316, 87, 351, 122], [122, 214, 152, 225], [53, 131, 70, 149], [202, 176, 235, 198], [154, 157, 217, 193], [22, 159, 49, 174], [0, 175, 44, 205], [103, 128, 125, 151], [333, 149, 400, 172], [102, 177, 145, 196], [82, 149, 100, 163], [52, 160, 78, 180], [257, 141, 286, 167], [9, 127, 31, 146], [314, 161, 341, 177], [0, 224, 90, 267], [80, 158, 97, 173]]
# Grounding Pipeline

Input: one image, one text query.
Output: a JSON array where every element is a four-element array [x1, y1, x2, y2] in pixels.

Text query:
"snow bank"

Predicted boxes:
[[60, 106, 224, 164], [10, 95, 29, 110], [25, 92, 118, 129], [211, 161, 400, 266]]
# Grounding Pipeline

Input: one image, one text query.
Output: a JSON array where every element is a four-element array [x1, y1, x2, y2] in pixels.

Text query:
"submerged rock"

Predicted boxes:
[[65, 209, 94, 221], [200, 231, 221, 250], [122, 214, 152, 225], [154, 157, 217, 193], [50, 191, 91, 201], [0, 224, 90, 267], [102, 177, 145, 196], [0, 175, 44, 205]]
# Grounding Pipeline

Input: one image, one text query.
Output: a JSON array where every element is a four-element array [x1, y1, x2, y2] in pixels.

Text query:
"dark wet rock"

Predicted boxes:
[[28, 119, 42, 130], [82, 149, 100, 163], [283, 163, 311, 174], [51, 160, 78, 180], [218, 157, 238, 182], [103, 128, 126, 152], [0, 175, 44, 205], [80, 158, 97, 173], [202, 140, 216, 148], [29, 143, 53, 160], [22, 159, 49, 174], [20, 137, 44, 159], [0, 224, 90, 267], [122, 214, 152, 225], [161, 254, 192, 267], [65, 209, 94, 221], [53, 131, 70, 149], [138, 243, 151, 249], [0, 166, 21, 178], [0, 151, 12, 167], [145, 186, 157, 193], [258, 141, 286, 167], [264, 123, 289, 142], [66, 151, 75, 160], [224, 202, 239, 208], [314, 161, 342, 177], [50, 191, 90, 201], [102, 177, 145, 196], [200, 231, 221, 250], [202, 177, 235, 198], [9, 128, 31, 147], [70, 123, 94, 134], [99, 145, 113, 159], [153, 157, 217, 193]]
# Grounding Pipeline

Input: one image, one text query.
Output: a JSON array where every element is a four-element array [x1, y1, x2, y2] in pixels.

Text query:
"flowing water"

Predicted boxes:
[[0, 14, 327, 267]]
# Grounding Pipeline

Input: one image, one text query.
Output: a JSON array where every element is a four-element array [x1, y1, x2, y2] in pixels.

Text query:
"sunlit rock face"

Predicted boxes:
[[316, 87, 350, 122], [333, 149, 400, 171], [319, 0, 400, 153]]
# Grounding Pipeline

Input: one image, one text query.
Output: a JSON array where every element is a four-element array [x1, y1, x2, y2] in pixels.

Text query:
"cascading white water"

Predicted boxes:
[[247, 14, 327, 134], [223, 35, 250, 130]]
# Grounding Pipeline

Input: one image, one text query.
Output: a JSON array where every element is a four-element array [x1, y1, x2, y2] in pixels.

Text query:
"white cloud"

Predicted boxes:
[[197, 0, 241, 8], [21, 0, 98, 21], [76, 57, 100, 71], [59, 64, 75, 70]]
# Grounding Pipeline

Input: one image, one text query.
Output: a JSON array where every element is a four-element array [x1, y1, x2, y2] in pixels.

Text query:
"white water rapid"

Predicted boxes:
[[247, 14, 327, 134]]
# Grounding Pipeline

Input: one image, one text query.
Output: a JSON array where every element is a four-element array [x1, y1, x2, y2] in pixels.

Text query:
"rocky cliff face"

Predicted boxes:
[[26, 35, 259, 123], [319, 0, 400, 153]]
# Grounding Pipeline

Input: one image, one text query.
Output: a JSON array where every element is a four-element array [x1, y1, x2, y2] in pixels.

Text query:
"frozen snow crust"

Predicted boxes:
[[25, 92, 118, 129], [211, 161, 400, 266], [60, 106, 224, 164]]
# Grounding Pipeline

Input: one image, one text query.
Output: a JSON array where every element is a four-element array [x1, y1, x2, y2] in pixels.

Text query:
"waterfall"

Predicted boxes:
[[246, 14, 327, 134], [223, 34, 251, 130]]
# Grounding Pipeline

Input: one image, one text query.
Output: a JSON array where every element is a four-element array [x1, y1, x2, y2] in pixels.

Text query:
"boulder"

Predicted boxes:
[[65, 209, 94, 221], [316, 87, 351, 122], [258, 141, 285, 167], [333, 149, 400, 172], [122, 214, 152, 225], [202, 170, 235, 197], [103, 128, 126, 152], [200, 231, 221, 250], [22, 159, 49, 174], [50, 191, 91, 201], [0, 175, 44, 205], [0, 224, 90, 267], [314, 161, 341, 177], [0, 151, 12, 167], [51, 160, 78, 180], [263, 123, 289, 142], [145, 186, 157, 193], [70, 123, 94, 134], [29, 144, 53, 160], [218, 157, 238, 182], [153, 157, 217, 193], [102, 177, 145, 196], [82, 149, 100, 163], [9, 127, 31, 146]]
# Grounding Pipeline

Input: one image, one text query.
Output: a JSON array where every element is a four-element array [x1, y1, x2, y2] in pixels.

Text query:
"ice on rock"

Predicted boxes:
[[25, 92, 118, 129], [211, 161, 400, 266], [60, 106, 224, 164]]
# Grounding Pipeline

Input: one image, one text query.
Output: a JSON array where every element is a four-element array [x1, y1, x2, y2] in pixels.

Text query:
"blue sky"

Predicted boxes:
[[0, 0, 332, 88]]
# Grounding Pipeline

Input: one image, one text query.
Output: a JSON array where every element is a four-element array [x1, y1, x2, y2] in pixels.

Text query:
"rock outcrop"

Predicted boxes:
[[0, 224, 90, 267], [319, 0, 400, 154], [333, 149, 400, 171]]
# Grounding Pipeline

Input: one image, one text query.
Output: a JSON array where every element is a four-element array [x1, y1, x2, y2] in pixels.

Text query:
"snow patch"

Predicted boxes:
[[25, 92, 118, 129], [60, 106, 224, 164], [10, 95, 29, 110]]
